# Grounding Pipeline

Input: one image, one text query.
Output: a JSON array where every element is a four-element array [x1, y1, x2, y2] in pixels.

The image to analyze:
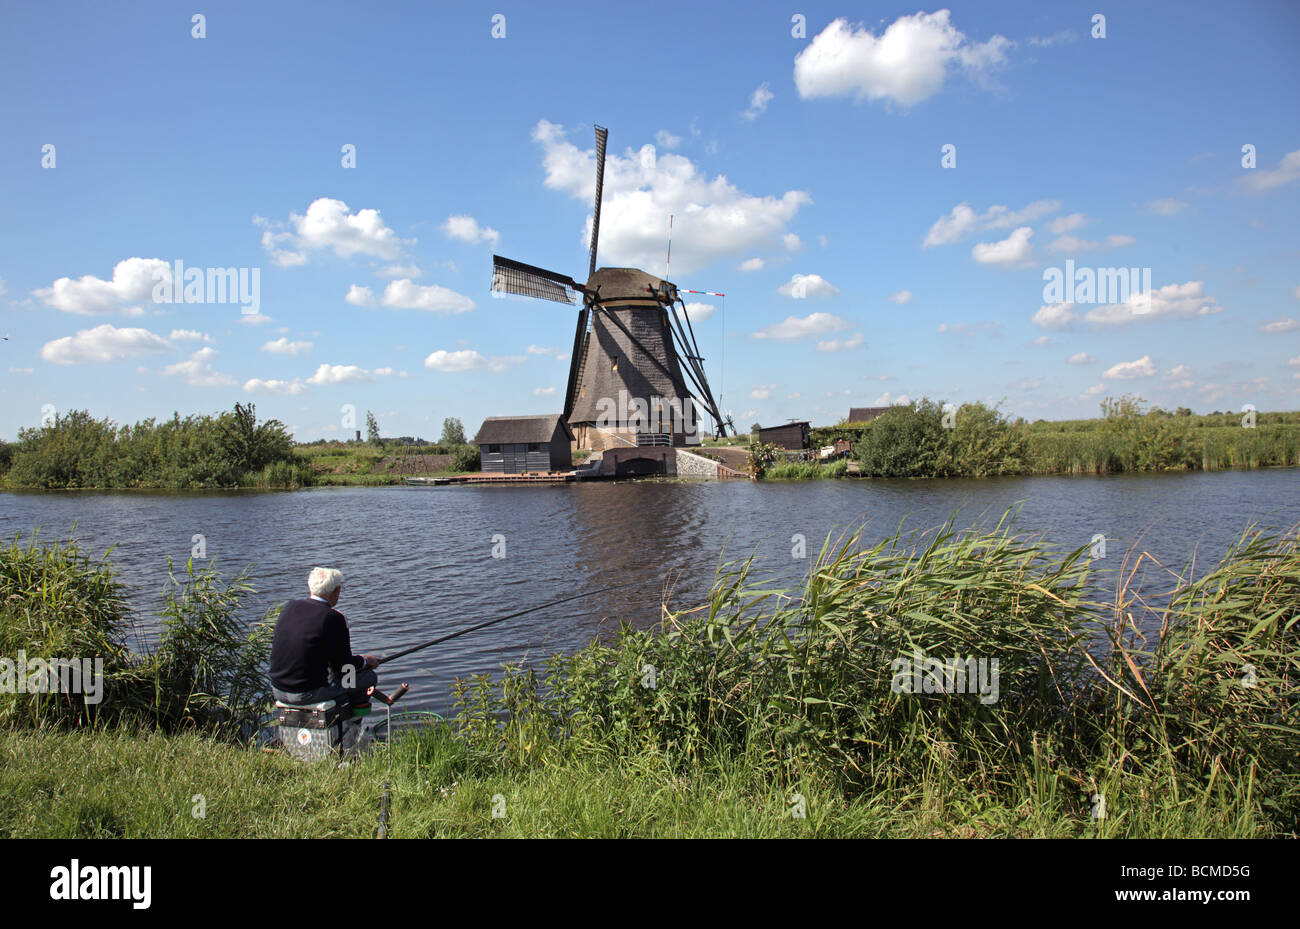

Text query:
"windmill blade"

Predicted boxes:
[[491, 255, 582, 305], [563, 303, 590, 422], [588, 125, 608, 280]]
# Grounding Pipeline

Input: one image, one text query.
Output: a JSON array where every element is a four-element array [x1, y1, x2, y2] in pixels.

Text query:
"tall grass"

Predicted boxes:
[[451, 515, 1300, 835], [0, 534, 275, 736]]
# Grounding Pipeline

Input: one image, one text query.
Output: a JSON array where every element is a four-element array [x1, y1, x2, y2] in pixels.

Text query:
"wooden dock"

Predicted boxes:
[[405, 471, 580, 486]]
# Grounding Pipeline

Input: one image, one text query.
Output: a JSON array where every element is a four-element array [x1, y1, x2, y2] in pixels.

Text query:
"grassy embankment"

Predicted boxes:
[[749, 397, 1300, 480], [0, 405, 481, 490], [2, 520, 1296, 838]]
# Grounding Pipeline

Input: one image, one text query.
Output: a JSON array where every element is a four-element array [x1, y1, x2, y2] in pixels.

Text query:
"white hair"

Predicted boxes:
[[307, 567, 344, 598]]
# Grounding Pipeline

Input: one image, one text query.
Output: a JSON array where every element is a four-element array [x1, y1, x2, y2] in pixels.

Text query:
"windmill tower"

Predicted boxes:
[[491, 125, 728, 452]]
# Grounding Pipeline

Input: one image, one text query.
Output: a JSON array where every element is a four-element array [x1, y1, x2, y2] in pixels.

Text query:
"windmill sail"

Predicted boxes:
[[588, 125, 608, 280], [491, 255, 582, 305]]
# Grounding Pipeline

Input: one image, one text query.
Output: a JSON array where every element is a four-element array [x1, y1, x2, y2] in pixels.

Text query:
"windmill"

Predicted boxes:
[[491, 125, 729, 452]]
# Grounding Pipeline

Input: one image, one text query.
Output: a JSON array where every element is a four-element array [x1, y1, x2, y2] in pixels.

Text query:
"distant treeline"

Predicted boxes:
[[1, 404, 314, 490], [768, 396, 1300, 479]]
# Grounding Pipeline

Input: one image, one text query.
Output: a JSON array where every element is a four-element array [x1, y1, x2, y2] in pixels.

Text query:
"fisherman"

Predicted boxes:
[[269, 567, 380, 709]]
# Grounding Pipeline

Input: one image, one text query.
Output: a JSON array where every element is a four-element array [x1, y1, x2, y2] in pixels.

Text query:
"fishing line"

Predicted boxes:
[[376, 582, 636, 666]]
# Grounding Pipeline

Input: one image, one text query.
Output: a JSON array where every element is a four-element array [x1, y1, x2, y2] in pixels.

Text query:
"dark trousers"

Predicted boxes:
[[273, 667, 378, 707]]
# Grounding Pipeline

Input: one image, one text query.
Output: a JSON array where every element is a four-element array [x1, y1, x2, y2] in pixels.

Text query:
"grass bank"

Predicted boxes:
[[2, 517, 1296, 838], [751, 396, 1300, 480]]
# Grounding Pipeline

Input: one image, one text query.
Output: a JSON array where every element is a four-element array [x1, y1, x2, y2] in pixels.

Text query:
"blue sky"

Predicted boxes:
[[2, 0, 1298, 441]]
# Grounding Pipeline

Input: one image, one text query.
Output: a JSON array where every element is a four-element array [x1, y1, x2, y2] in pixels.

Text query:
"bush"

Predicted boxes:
[[5, 405, 298, 489], [852, 400, 950, 477], [746, 441, 779, 478], [451, 444, 481, 472]]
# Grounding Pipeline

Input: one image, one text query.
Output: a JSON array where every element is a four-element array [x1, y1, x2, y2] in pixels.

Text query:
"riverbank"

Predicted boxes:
[[751, 399, 1300, 480], [0, 723, 1264, 838], [2, 517, 1296, 838]]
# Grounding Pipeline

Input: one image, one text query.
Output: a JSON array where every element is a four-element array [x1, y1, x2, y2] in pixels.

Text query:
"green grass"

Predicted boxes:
[[0, 721, 1267, 838]]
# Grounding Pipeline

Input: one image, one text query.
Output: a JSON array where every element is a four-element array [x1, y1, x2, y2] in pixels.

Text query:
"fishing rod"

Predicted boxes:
[[376, 583, 634, 666]]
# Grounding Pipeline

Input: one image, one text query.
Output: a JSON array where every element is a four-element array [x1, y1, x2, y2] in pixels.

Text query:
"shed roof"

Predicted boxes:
[[848, 406, 890, 422], [474, 414, 573, 445]]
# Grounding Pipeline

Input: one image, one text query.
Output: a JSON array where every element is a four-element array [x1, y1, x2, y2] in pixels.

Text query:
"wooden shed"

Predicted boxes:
[[756, 421, 811, 451], [474, 414, 574, 474]]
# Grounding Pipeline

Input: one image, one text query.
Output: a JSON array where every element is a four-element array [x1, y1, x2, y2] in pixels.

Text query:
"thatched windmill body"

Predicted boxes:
[[491, 125, 728, 452]]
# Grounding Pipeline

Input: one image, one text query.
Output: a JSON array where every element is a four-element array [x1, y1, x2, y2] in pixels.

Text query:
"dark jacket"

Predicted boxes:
[[269, 597, 366, 692]]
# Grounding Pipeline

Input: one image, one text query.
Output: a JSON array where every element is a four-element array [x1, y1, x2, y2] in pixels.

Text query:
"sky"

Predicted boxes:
[[2, 0, 1298, 441]]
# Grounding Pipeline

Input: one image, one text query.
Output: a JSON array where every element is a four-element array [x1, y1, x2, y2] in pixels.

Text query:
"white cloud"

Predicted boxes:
[[924, 203, 980, 246], [793, 11, 1011, 107], [33, 257, 169, 315], [676, 301, 715, 323], [345, 285, 375, 307], [924, 200, 1058, 247], [532, 386, 557, 396], [261, 337, 313, 355], [532, 120, 810, 275], [1238, 149, 1300, 194], [423, 349, 522, 373], [1261, 317, 1298, 333], [41, 324, 172, 364], [348, 279, 475, 314], [778, 273, 839, 298], [752, 311, 848, 340], [742, 82, 774, 120], [442, 215, 501, 248], [1292, 285, 1300, 300], [737, 257, 765, 272], [873, 391, 911, 405], [655, 130, 681, 150], [238, 312, 272, 326], [972, 226, 1035, 267], [306, 363, 392, 385], [1287, 355, 1300, 368], [1046, 213, 1088, 235], [9, 367, 34, 374], [256, 198, 411, 266], [750, 387, 770, 399], [1084, 281, 1221, 325], [169, 329, 213, 343], [1102, 355, 1156, 380], [162, 346, 236, 387], [0, 277, 6, 297], [887, 289, 913, 305], [816, 332, 864, 352], [244, 377, 307, 395], [783, 233, 804, 252], [1067, 352, 1094, 364], [1147, 198, 1188, 216]]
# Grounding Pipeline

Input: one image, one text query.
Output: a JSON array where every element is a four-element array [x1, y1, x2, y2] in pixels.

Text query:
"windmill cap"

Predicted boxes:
[[585, 267, 675, 304]]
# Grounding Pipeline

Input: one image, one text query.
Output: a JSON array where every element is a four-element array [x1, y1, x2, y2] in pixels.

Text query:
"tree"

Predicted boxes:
[[366, 410, 381, 447], [218, 402, 292, 473], [441, 417, 466, 446], [750, 422, 762, 436]]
